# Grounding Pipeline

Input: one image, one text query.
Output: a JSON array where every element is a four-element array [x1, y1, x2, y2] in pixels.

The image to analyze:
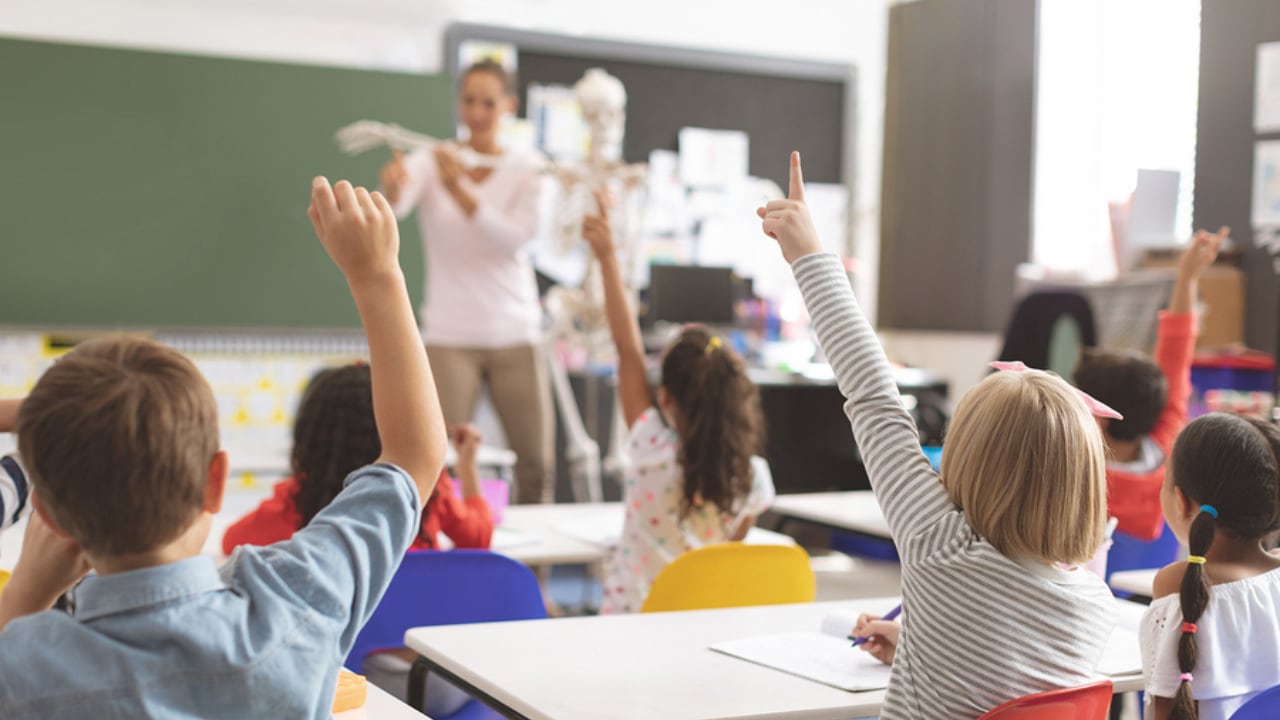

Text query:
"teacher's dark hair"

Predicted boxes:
[[461, 59, 517, 97]]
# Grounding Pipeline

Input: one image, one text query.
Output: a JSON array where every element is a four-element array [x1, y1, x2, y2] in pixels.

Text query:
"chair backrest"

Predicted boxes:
[[1230, 683, 1280, 719], [1106, 522, 1182, 583], [997, 290, 1098, 375], [344, 549, 546, 671], [978, 680, 1114, 720], [639, 542, 815, 613]]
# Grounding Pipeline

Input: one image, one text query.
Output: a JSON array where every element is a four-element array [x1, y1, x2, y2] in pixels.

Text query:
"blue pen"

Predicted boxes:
[[851, 604, 902, 647]]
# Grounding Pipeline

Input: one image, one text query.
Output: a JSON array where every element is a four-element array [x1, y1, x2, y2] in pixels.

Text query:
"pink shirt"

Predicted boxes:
[[391, 148, 544, 348]]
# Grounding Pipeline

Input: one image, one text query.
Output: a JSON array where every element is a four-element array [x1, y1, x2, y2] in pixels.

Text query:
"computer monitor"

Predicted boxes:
[[646, 264, 737, 325]]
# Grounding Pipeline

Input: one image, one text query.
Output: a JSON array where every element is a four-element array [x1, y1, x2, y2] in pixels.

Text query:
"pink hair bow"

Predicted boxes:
[[989, 361, 1124, 420]]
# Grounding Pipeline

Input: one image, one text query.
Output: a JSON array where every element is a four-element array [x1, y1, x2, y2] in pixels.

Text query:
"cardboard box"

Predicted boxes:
[[1139, 253, 1245, 348]]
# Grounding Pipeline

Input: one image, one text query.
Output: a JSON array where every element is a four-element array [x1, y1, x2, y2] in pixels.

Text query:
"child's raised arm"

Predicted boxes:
[[1169, 226, 1226, 315], [759, 153, 951, 543], [582, 189, 652, 428], [307, 177, 447, 503]]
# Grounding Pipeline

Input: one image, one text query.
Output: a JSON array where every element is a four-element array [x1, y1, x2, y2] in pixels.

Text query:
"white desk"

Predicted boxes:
[[496, 502, 796, 566], [403, 597, 1147, 720], [1110, 569, 1157, 598], [335, 682, 433, 720], [766, 491, 891, 540]]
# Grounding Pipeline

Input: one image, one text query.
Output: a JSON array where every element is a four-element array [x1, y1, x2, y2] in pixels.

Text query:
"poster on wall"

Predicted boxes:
[[1251, 140, 1280, 227], [1255, 43, 1280, 132]]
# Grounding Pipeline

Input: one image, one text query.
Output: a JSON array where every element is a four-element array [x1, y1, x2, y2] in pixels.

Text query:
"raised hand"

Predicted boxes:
[[379, 149, 409, 205], [1170, 225, 1228, 316], [307, 177, 401, 287], [581, 188, 615, 258], [757, 151, 823, 263], [1179, 226, 1228, 281], [449, 423, 483, 467]]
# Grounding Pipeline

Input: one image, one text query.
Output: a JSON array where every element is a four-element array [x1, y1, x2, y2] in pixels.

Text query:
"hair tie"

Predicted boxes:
[[1200, 504, 1219, 519], [1187, 555, 1207, 565], [1181, 622, 1197, 634], [1179, 672, 1194, 683], [988, 361, 1124, 420], [704, 336, 723, 356]]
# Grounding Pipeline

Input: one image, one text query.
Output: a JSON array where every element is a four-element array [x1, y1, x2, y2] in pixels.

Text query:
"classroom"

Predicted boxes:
[[1, 0, 1279, 718]]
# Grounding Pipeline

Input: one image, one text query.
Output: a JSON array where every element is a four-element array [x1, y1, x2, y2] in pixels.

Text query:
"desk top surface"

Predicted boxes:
[[1110, 568, 1157, 597], [334, 682, 431, 720], [404, 597, 1147, 720], [767, 491, 891, 539], [496, 502, 796, 566]]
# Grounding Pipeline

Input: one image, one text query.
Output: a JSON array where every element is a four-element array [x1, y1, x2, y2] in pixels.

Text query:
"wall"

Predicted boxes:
[[0, 0, 891, 318], [1194, 0, 1280, 356]]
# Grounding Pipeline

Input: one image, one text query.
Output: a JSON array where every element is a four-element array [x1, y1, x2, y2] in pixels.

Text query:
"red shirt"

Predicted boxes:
[[221, 468, 494, 555], [1106, 311, 1196, 541]]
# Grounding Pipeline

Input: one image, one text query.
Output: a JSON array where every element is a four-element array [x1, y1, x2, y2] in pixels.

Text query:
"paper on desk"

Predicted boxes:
[[711, 631, 892, 692]]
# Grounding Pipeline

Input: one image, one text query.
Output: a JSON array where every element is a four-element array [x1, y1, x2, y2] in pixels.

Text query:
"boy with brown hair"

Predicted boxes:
[[0, 177, 447, 719], [1073, 226, 1226, 542]]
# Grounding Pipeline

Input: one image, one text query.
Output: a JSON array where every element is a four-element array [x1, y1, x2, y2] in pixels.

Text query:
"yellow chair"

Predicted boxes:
[[640, 542, 816, 613]]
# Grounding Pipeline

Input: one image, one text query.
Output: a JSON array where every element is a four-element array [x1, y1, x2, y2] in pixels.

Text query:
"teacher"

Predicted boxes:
[[379, 60, 552, 505]]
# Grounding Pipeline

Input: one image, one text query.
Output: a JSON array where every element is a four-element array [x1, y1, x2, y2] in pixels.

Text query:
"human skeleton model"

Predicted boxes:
[[336, 68, 645, 502]]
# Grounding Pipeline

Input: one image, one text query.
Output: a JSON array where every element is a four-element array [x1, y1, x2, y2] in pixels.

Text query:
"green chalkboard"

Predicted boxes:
[[0, 38, 453, 327]]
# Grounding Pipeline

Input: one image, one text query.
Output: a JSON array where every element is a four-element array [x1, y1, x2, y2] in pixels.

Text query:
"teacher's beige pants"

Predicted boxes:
[[426, 343, 554, 504]]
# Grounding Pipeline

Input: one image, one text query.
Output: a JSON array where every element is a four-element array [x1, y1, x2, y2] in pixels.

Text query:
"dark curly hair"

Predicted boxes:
[[660, 326, 765, 519], [290, 364, 381, 527], [1166, 413, 1280, 720], [1073, 348, 1167, 441]]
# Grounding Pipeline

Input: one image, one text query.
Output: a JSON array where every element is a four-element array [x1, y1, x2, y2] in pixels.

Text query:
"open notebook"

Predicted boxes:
[[710, 610, 893, 692], [712, 609, 1144, 693]]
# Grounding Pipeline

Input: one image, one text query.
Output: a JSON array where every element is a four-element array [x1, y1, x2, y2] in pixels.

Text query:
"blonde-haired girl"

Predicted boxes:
[[761, 153, 1117, 719]]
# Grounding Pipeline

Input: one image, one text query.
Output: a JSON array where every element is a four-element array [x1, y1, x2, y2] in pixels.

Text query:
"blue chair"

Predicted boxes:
[[1106, 522, 1181, 586], [1231, 683, 1280, 719], [345, 550, 546, 719]]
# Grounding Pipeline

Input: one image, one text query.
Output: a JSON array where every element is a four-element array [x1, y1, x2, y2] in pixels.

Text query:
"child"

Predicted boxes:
[[1075, 227, 1228, 543], [0, 177, 448, 719], [762, 152, 1117, 718], [854, 229, 1231, 664], [581, 189, 775, 614], [222, 364, 492, 554], [1140, 413, 1280, 720]]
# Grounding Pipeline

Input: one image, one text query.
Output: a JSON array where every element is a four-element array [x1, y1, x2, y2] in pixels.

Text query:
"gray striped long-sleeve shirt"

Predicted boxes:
[[793, 254, 1117, 719]]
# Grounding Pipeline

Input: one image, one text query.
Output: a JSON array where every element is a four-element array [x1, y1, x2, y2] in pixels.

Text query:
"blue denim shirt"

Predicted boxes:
[[0, 463, 420, 719]]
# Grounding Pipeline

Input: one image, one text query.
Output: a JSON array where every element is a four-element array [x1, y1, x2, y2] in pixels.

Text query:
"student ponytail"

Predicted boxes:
[[659, 327, 764, 517], [1170, 506, 1215, 720], [1166, 414, 1280, 720]]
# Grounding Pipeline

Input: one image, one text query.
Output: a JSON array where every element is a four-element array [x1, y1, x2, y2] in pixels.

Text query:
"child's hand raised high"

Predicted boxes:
[[1169, 225, 1228, 316], [757, 151, 824, 264], [1179, 226, 1228, 281], [307, 177, 402, 286], [581, 188, 615, 259]]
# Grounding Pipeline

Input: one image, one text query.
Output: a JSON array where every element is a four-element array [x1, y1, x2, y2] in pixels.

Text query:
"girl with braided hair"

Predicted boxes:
[[1141, 412, 1280, 720], [581, 189, 775, 614]]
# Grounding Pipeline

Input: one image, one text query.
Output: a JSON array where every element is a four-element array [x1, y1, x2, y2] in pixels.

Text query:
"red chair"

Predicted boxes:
[[979, 680, 1114, 720]]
